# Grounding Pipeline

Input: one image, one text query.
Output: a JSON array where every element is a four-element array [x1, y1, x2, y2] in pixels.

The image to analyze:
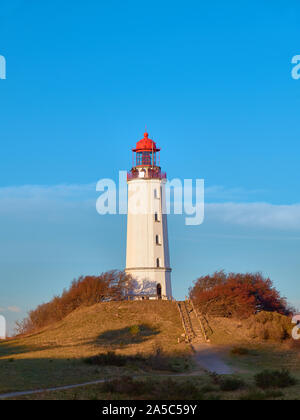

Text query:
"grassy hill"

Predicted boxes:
[[0, 301, 189, 393], [1, 301, 300, 400]]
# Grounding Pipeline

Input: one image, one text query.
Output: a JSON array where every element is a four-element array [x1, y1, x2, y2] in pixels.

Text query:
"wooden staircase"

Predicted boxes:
[[177, 301, 195, 342], [177, 300, 211, 343]]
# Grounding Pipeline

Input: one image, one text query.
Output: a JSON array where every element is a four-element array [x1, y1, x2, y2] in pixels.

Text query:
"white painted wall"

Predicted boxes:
[[126, 177, 172, 298]]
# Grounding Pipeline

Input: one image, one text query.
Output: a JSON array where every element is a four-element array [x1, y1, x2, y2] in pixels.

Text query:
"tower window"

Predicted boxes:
[[156, 258, 161, 268], [154, 212, 160, 222], [156, 235, 161, 245], [154, 188, 160, 199]]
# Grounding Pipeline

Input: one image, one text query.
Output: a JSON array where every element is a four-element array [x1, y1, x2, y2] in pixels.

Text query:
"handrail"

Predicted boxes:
[[176, 302, 192, 342], [183, 301, 196, 338], [190, 300, 210, 342]]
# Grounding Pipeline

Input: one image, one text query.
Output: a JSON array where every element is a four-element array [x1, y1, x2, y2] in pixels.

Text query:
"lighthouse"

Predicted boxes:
[[125, 132, 172, 299]]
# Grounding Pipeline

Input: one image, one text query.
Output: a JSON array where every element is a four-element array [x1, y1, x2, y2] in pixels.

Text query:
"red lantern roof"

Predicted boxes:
[[133, 132, 160, 152]]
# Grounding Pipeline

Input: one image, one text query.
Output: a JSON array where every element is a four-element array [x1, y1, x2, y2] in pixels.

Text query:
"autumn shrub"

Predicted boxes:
[[255, 369, 297, 389], [190, 271, 291, 319], [16, 270, 133, 334]]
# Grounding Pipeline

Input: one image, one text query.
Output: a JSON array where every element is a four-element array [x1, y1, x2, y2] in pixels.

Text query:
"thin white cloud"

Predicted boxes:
[[0, 183, 299, 230], [0, 306, 22, 313], [206, 202, 300, 230], [205, 185, 266, 201], [0, 183, 95, 199], [0, 183, 96, 220], [7, 306, 21, 313]]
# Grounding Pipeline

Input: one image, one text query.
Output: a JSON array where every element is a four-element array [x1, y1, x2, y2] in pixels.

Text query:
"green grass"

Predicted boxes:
[[8, 372, 300, 400]]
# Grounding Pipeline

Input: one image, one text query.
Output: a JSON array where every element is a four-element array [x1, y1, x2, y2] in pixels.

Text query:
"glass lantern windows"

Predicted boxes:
[[136, 151, 156, 166]]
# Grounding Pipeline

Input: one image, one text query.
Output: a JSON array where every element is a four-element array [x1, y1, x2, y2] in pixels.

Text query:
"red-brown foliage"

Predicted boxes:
[[16, 270, 133, 334], [190, 271, 290, 318]]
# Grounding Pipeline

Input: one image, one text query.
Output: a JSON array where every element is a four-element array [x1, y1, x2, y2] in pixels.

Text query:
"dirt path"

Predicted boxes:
[[0, 379, 109, 400], [0, 373, 203, 400], [193, 343, 233, 375]]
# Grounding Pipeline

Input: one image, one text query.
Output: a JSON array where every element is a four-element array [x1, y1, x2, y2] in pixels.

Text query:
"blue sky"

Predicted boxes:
[[0, 1, 299, 333]]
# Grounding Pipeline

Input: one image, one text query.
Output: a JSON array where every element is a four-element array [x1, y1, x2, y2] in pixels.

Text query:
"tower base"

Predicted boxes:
[[125, 267, 172, 300]]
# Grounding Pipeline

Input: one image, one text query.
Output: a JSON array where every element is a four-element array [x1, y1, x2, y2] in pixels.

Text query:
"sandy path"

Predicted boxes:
[[193, 343, 233, 375]]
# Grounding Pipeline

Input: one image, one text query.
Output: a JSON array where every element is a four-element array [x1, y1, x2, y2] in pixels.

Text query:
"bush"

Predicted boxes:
[[219, 377, 245, 392], [207, 372, 245, 392], [255, 369, 297, 389], [84, 351, 144, 367], [84, 350, 192, 373], [190, 271, 290, 318]]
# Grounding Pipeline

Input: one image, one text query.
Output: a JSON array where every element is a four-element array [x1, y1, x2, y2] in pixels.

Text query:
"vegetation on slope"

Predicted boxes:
[[1, 270, 298, 400]]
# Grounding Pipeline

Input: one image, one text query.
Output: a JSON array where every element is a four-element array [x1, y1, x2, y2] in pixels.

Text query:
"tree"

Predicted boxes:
[[190, 271, 290, 318]]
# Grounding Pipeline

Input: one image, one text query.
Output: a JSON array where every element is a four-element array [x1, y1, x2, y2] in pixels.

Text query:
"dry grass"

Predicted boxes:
[[1, 302, 300, 400], [0, 301, 190, 393]]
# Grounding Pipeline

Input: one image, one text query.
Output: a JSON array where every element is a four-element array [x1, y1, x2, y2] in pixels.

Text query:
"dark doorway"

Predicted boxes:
[[157, 284, 162, 299]]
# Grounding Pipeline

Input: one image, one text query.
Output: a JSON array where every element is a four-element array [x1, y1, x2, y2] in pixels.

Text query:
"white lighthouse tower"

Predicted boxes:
[[125, 131, 172, 299]]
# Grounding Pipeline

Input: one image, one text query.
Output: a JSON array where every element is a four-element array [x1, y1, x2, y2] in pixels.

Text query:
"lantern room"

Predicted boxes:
[[132, 132, 160, 167]]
